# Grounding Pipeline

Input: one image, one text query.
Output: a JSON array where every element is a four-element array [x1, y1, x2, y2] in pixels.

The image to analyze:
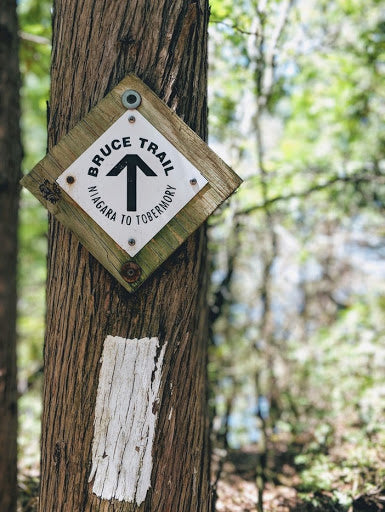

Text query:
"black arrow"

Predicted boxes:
[[106, 154, 157, 211]]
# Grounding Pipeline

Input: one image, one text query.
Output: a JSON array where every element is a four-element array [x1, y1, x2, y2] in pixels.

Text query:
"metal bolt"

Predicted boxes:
[[66, 176, 75, 184], [190, 178, 197, 185], [120, 261, 142, 283], [128, 115, 136, 123], [128, 238, 136, 246]]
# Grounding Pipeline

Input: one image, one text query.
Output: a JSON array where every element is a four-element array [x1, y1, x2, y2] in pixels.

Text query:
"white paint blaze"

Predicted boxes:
[[89, 336, 167, 504]]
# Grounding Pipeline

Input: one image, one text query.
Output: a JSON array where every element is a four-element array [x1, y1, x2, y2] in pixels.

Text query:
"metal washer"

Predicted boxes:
[[122, 89, 142, 109]]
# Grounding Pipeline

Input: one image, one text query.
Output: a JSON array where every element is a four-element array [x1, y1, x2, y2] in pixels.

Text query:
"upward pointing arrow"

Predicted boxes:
[[106, 154, 157, 211]]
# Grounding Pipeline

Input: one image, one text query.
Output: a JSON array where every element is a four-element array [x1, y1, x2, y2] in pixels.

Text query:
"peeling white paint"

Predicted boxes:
[[168, 407, 173, 421], [89, 336, 166, 504]]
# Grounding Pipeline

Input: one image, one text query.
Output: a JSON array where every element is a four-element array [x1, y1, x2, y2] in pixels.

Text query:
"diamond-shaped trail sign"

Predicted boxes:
[[56, 109, 208, 257], [21, 74, 242, 293]]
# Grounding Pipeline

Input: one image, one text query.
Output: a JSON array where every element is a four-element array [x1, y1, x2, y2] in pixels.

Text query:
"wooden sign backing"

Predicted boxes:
[[21, 74, 242, 293]]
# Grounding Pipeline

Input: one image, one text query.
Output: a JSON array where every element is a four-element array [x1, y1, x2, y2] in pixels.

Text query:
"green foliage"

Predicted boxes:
[[18, 0, 51, 170], [17, 0, 51, 476], [208, 0, 385, 505]]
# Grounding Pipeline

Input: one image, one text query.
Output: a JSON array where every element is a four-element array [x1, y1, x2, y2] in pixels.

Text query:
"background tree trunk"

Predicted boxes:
[[0, 1, 21, 510], [40, 1, 210, 511]]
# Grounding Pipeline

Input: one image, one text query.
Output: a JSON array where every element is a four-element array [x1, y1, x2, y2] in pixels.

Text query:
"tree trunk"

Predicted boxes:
[[0, 1, 21, 511], [40, 1, 210, 511]]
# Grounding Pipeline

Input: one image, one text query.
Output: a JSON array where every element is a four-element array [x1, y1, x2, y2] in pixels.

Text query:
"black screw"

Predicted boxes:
[[128, 238, 136, 246], [128, 115, 136, 123], [66, 176, 75, 184], [190, 178, 197, 185]]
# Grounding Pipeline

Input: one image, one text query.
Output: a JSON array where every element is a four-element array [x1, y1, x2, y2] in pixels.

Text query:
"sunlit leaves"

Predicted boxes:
[[17, 0, 51, 475], [208, 6, 385, 494]]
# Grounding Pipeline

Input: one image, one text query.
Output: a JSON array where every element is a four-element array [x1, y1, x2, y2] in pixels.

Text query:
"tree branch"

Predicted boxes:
[[263, 0, 294, 103], [209, 19, 258, 36], [209, 220, 241, 326], [235, 174, 385, 216], [19, 30, 51, 46], [270, 0, 294, 59]]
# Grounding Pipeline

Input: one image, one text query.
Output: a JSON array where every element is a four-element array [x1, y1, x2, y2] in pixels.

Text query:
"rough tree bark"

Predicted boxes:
[[0, 1, 21, 511], [40, 1, 210, 511]]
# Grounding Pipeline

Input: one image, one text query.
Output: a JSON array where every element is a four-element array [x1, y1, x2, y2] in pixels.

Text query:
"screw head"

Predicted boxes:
[[190, 178, 197, 185], [66, 176, 75, 184], [128, 238, 136, 246], [128, 115, 136, 123], [120, 261, 142, 283]]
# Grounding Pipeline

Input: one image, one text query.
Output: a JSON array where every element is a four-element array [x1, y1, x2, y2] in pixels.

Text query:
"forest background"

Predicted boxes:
[[16, 0, 385, 511]]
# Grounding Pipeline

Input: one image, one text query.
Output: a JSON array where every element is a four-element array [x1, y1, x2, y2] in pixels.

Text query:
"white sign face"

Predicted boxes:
[[57, 110, 207, 256]]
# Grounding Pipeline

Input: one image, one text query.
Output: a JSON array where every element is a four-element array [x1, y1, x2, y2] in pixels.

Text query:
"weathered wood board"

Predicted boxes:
[[21, 74, 242, 293]]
